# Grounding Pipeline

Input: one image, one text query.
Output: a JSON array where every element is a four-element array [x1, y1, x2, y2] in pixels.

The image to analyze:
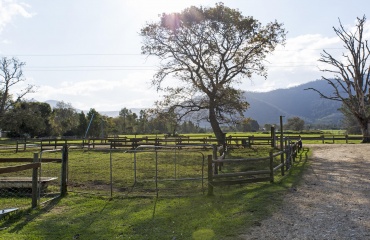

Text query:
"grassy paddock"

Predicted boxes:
[[0, 146, 310, 239]]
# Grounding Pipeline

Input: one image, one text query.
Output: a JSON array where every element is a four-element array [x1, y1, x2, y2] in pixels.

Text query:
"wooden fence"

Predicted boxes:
[[207, 141, 308, 195], [0, 146, 68, 210], [286, 135, 361, 144], [0, 153, 41, 208], [0, 134, 365, 153]]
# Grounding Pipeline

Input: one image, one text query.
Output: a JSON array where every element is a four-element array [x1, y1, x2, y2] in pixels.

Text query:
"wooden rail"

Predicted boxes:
[[0, 134, 366, 152], [0, 153, 40, 208], [0, 162, 40, 174], [207, 141, 309, 195], [0, 147, 68, 208]]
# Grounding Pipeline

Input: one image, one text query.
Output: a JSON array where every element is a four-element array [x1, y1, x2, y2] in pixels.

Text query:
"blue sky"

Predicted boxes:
[[0, 0, 369, 111]]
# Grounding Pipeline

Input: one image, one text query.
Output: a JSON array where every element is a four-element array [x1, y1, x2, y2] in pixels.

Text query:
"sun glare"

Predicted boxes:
[[125, 0, 211, 21]]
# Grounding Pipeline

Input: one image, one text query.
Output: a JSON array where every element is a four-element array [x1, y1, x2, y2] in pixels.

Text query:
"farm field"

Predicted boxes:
[[0, 145, 309, 239]]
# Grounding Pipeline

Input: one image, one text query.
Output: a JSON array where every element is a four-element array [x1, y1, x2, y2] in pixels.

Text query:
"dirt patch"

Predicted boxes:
[[241, 144, 370, 239]]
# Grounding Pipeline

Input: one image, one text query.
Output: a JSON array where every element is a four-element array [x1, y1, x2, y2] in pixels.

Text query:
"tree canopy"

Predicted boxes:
[[50, 101, 79, 136], [140, 2, 286, 143], [2, 101, 51, 137], [285, 117, 305, 132]]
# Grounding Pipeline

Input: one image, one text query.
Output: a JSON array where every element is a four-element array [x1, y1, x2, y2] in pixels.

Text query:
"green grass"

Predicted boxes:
[[0, 180, 303, 239], [320, 129, 346, 134], [0, 146, 310, 239]]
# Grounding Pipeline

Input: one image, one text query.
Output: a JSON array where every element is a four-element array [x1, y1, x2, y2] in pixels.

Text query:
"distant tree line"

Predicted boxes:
[[0, 99, 270, 138], [0, 101, 211, 138]]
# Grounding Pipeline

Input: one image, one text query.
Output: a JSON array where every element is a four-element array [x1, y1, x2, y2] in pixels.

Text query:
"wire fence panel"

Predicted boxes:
[[67, 146, 211, 197], [39, 150, 63, 204], [111, 151, 135, 194], [127, 148, 207, 196], [0, 165, 34, 210], [0, 150, 63, 213], [68, 149, 112, 196]]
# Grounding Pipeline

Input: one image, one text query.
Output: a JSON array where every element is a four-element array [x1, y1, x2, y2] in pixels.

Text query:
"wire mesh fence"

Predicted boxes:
[[68, 145, 212, 197], [0, 165, 34, 211], [39, 149, 64, 204], [0, 150, 63, 215]]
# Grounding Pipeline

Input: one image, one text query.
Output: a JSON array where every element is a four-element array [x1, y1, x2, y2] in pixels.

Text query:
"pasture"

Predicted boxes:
[[0, 144, 309, 239]]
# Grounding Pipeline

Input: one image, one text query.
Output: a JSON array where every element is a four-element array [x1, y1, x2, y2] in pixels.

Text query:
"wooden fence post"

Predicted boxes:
[[269, 151, 274, 183], [212, 145, 218, 174], [279, 139, 285, 177], [207, 155, 214, 196], [32, 152, 39, 208], [280, 150, 285, 176], [285, 141, 290, 171], [16, 140, 19, 153], [61, 145, 68, 197]]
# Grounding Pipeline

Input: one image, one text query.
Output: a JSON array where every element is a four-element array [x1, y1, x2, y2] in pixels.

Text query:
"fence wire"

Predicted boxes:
[[0, 150, 63, 217], [0, 165, 33, 211], [68, 145, 211, 197], [39, 149, 63, 204]]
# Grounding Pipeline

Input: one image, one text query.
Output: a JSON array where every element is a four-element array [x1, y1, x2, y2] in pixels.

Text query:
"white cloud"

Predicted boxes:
[[268, 34, 341, 72], [27, 71, 161, 111], [240, 33, 345, 92], [1, 38, 10, 44], [0, 0, 33, 33]]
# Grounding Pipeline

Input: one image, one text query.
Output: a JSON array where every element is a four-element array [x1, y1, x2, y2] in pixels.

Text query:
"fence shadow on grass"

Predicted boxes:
[[1, 197, 61, 233]]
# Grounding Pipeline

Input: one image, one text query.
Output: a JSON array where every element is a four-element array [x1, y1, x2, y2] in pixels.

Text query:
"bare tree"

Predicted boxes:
[[307, 16, 370, 142], [0, 57, 34, 120], [141, 3, 286, 144]]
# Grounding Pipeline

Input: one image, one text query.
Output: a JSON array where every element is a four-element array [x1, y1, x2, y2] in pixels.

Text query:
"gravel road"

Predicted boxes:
[[240, 144, 370, 240]]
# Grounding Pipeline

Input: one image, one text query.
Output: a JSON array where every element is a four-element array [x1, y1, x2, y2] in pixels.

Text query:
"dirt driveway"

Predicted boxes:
[[241, 144, 370, 240]]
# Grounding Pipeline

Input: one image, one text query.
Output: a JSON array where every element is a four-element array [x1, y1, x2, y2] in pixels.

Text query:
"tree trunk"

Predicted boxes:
[[360, 121, 370, 143], [209, 106, 225, 145]]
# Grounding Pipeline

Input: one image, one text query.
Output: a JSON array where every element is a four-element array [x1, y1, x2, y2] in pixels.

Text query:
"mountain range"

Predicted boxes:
[[243, 80, 343, 126], [46, 80, 344, 126]]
